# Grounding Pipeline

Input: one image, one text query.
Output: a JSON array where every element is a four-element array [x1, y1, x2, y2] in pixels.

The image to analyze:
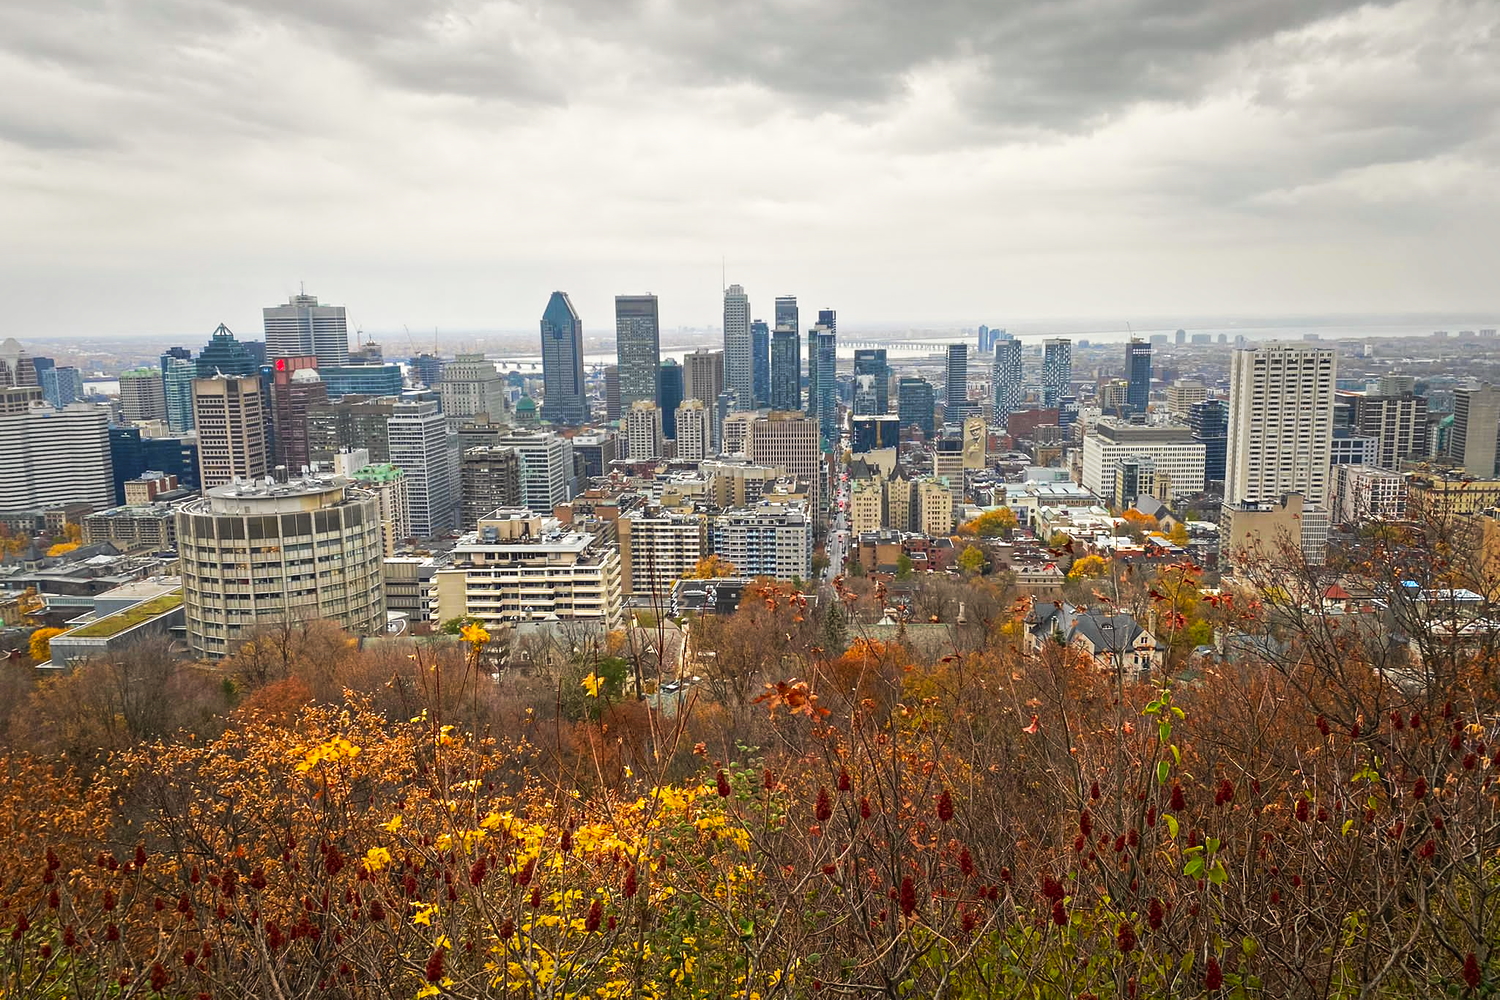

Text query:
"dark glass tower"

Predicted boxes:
[[852, 349, 889, 415], [1125, 339, 1152, 416], [1189, 398, 1228, 483], [615, 294, 660, 411], [770, 330, 801, 411], [540, 291, 588, 425], [897, 377, 935, 437], [658, 359, 684, 439], [196, 324, 258, 378], [751, 319, 770, 408]]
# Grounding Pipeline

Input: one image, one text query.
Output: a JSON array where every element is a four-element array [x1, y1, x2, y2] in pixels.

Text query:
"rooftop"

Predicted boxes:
[[67, 591, 183, 639]]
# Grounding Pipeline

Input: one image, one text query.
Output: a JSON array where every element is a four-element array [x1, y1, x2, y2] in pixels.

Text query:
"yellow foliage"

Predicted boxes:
[[1068, 554, 1109, 579], [685, 554, 737, 579], [28, 627, 65, 662], [45, 542, 79, 557]]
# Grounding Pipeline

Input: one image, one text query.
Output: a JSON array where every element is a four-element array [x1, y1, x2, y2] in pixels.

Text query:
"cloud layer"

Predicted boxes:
[[1, 0, 1495, 338]]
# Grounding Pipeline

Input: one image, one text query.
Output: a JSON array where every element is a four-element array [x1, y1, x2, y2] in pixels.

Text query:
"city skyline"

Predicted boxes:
[[2, 1, 1496, 338]]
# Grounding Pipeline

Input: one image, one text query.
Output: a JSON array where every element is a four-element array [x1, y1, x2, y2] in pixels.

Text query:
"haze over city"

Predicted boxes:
[[3, 0, 1497, 338]]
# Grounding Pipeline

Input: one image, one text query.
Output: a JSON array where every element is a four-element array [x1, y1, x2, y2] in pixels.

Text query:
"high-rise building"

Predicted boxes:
[[617, 508, 705, 598], [269, 360, 328, 474], [1341, 389, 1428, 469], [770, 329, 801, 412], [751, 319, 771, 409], [851, 415, 901, 453], [992, 334, 1023, 419], [40, 366, 84, 408], [944, 344, 970, 420], [263, 292, 350, 367], [1450, 387, 1500, 478], [1042, 339, 1072, 409], [387, 393, 459, 537], [0, 392, 113, 512], [539, 291, 588, 425], [1175, 328, 1187, 346], [658, 359, 684, 439], [675, 399, 712, 461], [440, 355, 506, 421], [775, 296, 800, 337], [615, 294, 661, 411], [1166, 380, 1208, 416], [161, 355, 197, 433], [1189, 399, 1229, 484], [817, 308, 837, 334], [307, 395, 397, 466], [1224, 342, 1336, 506], [496, 430, 575, 513], [897, 377, 936, 437], [745, 411, 822, 507], [808, 326, 838, 443], [709, 503, 813, 582], [853, 349, 890, 416], [176, 477, 385, 658], [721, 284, 753, 410], [459, 446, 521, 529], [410, 353, 445, 390], [683, 350, 724, 409], [626, 400, 664, 460], [603, 366, 621, 422], [0, 338, 38, 388], [197, 324, 259, 378], [1125, 339, 1152, 416], [337, 457, 411, 555], [119, 367, 168, 423], [1081, 420, 1205, 499], [192, 375, 268, 489]]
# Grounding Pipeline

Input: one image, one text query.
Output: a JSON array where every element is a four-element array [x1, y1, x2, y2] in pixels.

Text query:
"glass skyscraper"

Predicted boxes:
[[1125, 339, 1152, 416], [1042, 338, 1072, 409], [770, 330, 800, 411], [658, 359, 684, 439], [751, 319, 770, 408], [944, 344, 970, 419], [852, 349, 889, 415], [810, 327, 838, 444], [722, 285, 752, 410], [898, 377, 935, 437], [540, 291, 588, 425], [615, 295, 661, 412], [992, 334, 1023, 419]]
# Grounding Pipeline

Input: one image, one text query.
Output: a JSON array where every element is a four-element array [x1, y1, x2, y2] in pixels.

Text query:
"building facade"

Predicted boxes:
[[626, 401, 664, 460], [440, 355, 507, 421], [496, 430, 575, 514], [709, 503, 813, 582], [193, 375, 268, 489], [1224, 342, 1336, 506], [1080, 419, 1206, 499], [992, 335, 1023, 419], [119, 367, 168, 423], [263, 292, 350, 367], [675, 399, 712, 462], [387, 393, 459, 537], [1042, 338, 1072, 409], [0, 392, 114, 513], [723, 284, 753, 409], [615, 294, 661, 411], [540, 291, 588, 425], [459, 446, 521, 530]]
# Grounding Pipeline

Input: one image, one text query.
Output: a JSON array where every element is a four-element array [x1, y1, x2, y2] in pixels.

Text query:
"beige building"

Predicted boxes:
[[1165, 380, 1208, 416], [887, 474, 917, 533], [82, 503, 179, 552], [721, 410, 758, 454], [701, 459, 782, 508], [917, 478, 955, 536], [675, 398, 712, 461], [1221, 492, 1328, 571], [439, 355, 507, 421], [746, 411, 821, 507], [176, 476, 386, 658], [617, 507, 705, 598], [436, 509, 622, 629], [625, 400, 664, 460], [849, 477, 885, 535], [192, 375, 268, 489]]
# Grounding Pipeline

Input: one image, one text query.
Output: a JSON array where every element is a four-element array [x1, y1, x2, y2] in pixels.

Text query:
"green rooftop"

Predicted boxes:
[[68, 591, 183, 639], [354, 463, 405, 483]]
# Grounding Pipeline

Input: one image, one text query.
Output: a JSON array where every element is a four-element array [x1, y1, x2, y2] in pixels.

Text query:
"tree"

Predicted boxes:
[[822, 603, 849, 655], [685, 554, 737, 579], [28, 627, 64, 663], [959, 507, 1018, 537], [958, 546, 987, 575], [1168, 521, 1190, 545], [895, 553, 914, 579], [45, 541, 79, 557], [1068, 554, 1108, 579]]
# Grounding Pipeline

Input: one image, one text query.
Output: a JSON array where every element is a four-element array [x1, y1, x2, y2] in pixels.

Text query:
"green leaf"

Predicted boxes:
[[1171, 705, 1186, 719], [1208, 860, 1228, 885], [1164, 813, 1180, 840], [1158, 721, 1172, 742], [1241, 936, 1259, 958], [1157, 761, 1170, 784], [1342, 819, 1355, 836], [1144, 700, 1163, 715], [806, 953, 821, 964], [1185, 856, 1205, 879], [1171, 745, 1182, 765], [1206, 836, 1221, 855]]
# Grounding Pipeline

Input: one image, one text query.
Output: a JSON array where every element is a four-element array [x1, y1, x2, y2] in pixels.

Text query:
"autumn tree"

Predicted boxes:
[[28, 627, 64, 663], [959, 506, 1018, 536], [685, 554, 737, 578]]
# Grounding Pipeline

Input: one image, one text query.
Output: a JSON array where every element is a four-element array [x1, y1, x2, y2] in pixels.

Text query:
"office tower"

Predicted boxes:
[[1081, 420, 1205, 499], [992, 334, 1023, 419], [1166, 380, 1208, 416], [722, 284, 753, 409], [977, 324, 991, 353], [1342, 389, 1428, 468], [539, 291, 588, 425], [717, 392, 740, 450], [196, 324, 259, 378], [852, 349, 889, 415], [496, 430, 576, 513], [658, 359, 684, 439], [344, 463, 410, 555], [683, 349, 723, 407], [1189, 399, 1229, 483], [263, 292, 350, 367], [851, 415, 901, 453], [817, 308, 837, 334], [751, 319, 771, 408], [1449, 388, 1500, 478], [307, 395, 396, 466], [39, 366, 84, 408], [1175, 328, 1187, 346], [675, 399, 712, 461], [161, 355, 197, 432], [118, 367, 168, 423], [709, 504, 812, 583], [615, 294, 660, 411], [603, 366, 621, 422], [617, 508, 705, 598], [898, 377, 936, 437], [944, 344, 970, 420], [388, 393, 459, 537], [176, 477, 385, 658], [0, 393, 113, 512], [411, 353, 445, 390], [440, 355, 506, 420], [745, 411, 822, 502], [1125, 339, 1152, 416], [0, 337, 38, 387], [1042, 338, 1072, 408], [770, 329, 801, 411], [626, 400, 664, 460], [1224, 342, 1336, 506], [436, 509, 623, 630], [269, 360, 328, 474], [775, 296, 800, 335], [807, 326, 838, 443], [318, 362, 403, 400], [192, 375, 268, 489], [459, 446, 522, 529]]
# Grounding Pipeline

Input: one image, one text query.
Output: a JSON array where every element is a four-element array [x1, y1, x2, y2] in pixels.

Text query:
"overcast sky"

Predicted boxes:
[[2, 0, 1496, 340]]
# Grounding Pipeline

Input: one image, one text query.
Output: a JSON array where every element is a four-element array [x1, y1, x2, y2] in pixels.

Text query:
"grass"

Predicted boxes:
[[68, 591, 183, 639]]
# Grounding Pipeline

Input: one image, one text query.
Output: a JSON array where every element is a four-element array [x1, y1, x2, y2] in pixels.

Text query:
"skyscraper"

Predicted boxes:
[[1450, 387, 1500, 478], [440, 356, 507, 421], [658, 359, 684, 439], [683, 350, 724, 406], [775, 296, 799, 338], [770, 330, 801, 411], [119, 367, 168, 423], [263, 292, 350, 367], [0, 392, 113, 512], [269, 360, 328, 474], [1125, 339, 1152, 416], [626, 401, 664, 460], [603, 366, 621, 422], [1224, 343, 1336, 506], [40, 366, 84, 408], [675, 399, 712, 461], [1189, 399, 1229, 484], [817, 308, 837, 334], [0, 337, 38, 388], [616, 294, 661, 412], [898, 377, 936, 437], [192, 375, 268, 489], [722, 284, 752, 410], [388, 393, 460, 537], [539, 291, 588, 425], [809, 326, 838, 444], [944, 344, 969, 420], [852, 349, 889, 416], [162, 355, 197, 433], [992, 334, 1023, 419], [197, 324, 259, 378], [751, 319, 771, 408], [1042, 338, 1072, 409]]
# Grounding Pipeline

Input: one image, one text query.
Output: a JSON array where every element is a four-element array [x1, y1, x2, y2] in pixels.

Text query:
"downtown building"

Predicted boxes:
[[853, 349, 890, 416], [540, 291, 588, 424], [1042, 338, 1072, 409], [709, 503, 813, 583], [625, 400, 665, 460], [193, 375, 268, 489], [992, 334, 1023, 420], [1124, 339, 1152, 416], [118, 367, 168, 423], [440, 355, 507, 421], [722, 284, 753, 410], [944, 344, 971, 420], [496, 429, 575, 513], [387, 393, 460, 537], [745, 411, 822, 508], [0, 386, 114, 513], [459, 446, 521, 530], [263, 292, 350, 367], [1080, 419, 1206, 500], [617, 507, 705, 599], [616, 294, 661, 411], [675, 398, 712, 462]]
